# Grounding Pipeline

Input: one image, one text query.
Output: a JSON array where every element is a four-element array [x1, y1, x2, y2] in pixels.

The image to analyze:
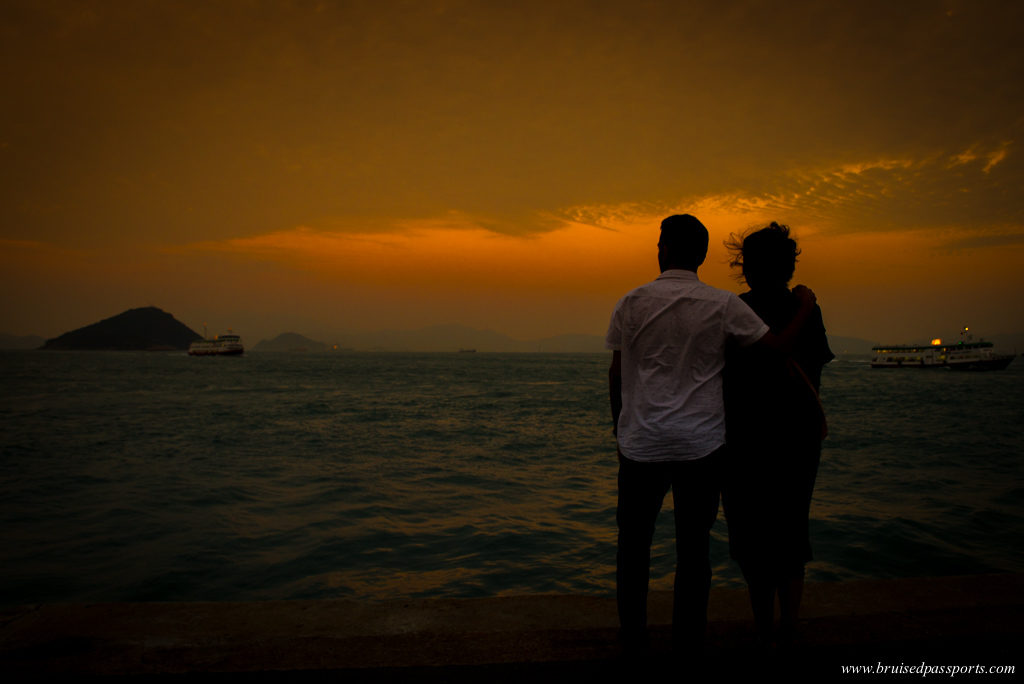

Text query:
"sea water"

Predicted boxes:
[[1, 351, 1021, 605]]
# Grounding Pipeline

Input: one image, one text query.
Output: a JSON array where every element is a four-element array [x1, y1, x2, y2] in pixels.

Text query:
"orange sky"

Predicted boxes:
[[2, 1, 1022, 345]]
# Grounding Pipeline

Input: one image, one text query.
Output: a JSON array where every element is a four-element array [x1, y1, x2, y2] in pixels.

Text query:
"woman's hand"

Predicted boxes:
[[793, 284, 817, 308]]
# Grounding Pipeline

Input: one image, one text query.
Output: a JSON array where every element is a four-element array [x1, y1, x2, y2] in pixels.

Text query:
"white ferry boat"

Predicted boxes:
[[188, 330, 244, 356], [871, 328, 1013, 371]]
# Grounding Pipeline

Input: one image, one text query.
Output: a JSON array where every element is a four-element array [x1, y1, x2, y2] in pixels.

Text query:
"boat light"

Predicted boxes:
[[931, 338, 942, 346]]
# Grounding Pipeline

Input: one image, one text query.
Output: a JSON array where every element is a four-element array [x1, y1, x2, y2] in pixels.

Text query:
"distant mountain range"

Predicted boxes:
[[262, 326, 883, 355], [9, 307, 1022, 355], [251, 332, 330, 353], [38, 307, 201, 351], [827, 335, 879, 355], [250, 325, 606, 353], [323, 324, 606, 353], [0, 333, 46, 350]]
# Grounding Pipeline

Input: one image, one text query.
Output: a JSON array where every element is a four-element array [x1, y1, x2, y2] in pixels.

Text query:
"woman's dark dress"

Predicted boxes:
[[723, 289, 834, 572]]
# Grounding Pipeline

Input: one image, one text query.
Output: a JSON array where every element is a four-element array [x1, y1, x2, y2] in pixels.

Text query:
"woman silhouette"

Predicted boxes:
[[723, 222, 834, 650]]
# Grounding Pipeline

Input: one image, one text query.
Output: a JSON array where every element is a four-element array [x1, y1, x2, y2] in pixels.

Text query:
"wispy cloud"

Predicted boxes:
[[953, 141, 1013, 174], [982, 142, 1011, 173], [950, 147, 979, 167], [836, 159, 917, 175], [551, 146, 1022, 249]]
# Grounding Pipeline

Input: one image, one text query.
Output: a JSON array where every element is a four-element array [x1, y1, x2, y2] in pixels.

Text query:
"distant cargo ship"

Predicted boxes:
[[188, 330, 244, 356], [871, 328, 1013, 371]]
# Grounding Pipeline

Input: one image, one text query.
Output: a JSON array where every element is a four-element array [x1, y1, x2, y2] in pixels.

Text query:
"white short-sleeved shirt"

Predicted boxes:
[[606, 269, 769, 462]]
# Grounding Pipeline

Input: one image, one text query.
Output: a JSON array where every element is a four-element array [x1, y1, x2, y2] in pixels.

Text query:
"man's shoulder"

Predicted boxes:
[[615, 275, 740, 307], [613, 278, 663, 304], [672, 278, 743, 309]]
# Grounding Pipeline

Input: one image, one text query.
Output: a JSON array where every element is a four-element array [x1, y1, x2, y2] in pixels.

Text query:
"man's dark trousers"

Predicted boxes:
[[616, 447, 723, 648]]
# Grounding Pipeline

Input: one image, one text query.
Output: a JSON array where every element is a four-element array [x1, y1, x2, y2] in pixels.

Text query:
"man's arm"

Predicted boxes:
[[754, 285, 817, 354], [609, 350, 622, 436]]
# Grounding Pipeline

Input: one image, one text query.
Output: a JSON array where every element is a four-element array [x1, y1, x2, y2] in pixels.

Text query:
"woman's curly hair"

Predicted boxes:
[[724, 222, 801, 287]]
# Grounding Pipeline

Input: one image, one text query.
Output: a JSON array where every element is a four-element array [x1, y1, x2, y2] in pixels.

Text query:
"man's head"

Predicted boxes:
[[658, 214, 708, 272]]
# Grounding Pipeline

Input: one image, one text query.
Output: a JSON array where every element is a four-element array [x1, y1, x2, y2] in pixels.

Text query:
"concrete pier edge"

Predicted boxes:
[[2, 574, 1021, 679]]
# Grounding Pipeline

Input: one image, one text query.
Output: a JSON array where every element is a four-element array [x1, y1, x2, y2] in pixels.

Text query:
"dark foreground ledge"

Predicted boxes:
[[2, 574, 1021, 680]]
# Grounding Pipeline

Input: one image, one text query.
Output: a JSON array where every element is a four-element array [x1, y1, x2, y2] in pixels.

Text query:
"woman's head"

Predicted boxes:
[[726, 222, 800, 290]]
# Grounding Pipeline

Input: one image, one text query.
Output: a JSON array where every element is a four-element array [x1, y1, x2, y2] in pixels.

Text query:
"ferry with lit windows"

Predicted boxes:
[[188, 331, 244, 356], [871, 328, 1013, 371]]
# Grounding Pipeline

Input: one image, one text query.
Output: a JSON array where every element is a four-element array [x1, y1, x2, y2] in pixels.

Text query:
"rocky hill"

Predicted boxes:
[[40, 307, 201, 351]]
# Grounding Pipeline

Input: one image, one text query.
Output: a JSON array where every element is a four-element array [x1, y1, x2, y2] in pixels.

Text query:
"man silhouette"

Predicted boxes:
[[606, 214, 814, 653]]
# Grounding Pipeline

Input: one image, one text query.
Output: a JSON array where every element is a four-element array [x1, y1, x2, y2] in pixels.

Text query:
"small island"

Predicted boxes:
[[40, 307, 201, 351]]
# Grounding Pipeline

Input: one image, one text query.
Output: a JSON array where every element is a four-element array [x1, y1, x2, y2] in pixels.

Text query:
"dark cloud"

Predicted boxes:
[[938, 232, 1024, 251]]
